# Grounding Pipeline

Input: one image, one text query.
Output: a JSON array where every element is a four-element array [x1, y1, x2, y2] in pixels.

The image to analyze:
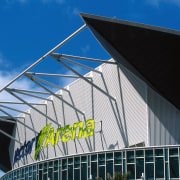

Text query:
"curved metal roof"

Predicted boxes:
[[80, 13, 180, 110]]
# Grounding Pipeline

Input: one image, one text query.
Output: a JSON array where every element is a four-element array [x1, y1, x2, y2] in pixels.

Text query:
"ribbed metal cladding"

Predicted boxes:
[[10, 59, 148, 169], [148, 86, 180, 146]]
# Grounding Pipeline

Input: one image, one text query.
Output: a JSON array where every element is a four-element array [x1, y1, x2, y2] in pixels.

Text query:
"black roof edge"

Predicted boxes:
[[80, 12, 180, 36]]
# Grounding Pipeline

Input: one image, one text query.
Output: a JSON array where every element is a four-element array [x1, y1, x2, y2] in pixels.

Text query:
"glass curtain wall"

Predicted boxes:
[[1, 146, 180, 180]]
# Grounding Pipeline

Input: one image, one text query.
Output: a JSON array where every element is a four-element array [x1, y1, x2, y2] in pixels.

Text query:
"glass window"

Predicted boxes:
[[165, 163, 169, 180], [68, 165, 73, 180], [145, 163, 154, 180], [127, 164, 135, 180], [39, 170, 42, 180], [106, 153, 113, 160], [123, 159, 126, 174], [127, 151, 134, 163], [114, 165, 122, 173], [21, 168, 24, 178], [123, 151, 126, 158], [91, 154, 97, 161], [155, 158, 164, 178], [62, 159, 67, 170], [98, 154, 105, 165], [59, 159, 61, 167], [59, 167, 61, 180], [170, 157, 179, 178], [62, 170, 67, 180], [91, 162, 97, 180], [43, 162, 48, 173], [169, 148, 178, 156], [155, 149, 163, 156], [145, 150, 153, 162], [165, 149, 168, 161], [33, 165, 37, 171], [136, 158, 144, 179], [48, 168, 53, 180], [99, 166, 105, 180], [74, 157, 80, 168], [54, 171, 58, 180], [81, 156, 87, 163], [33, 171, 37, 180], [54, 160, 58, 171], [88, 155, 90, 166], [48, 161, 53, 168], [114, 152, 122, 164], [39, 163, 43, 170], [106, 160, 113, 178], [74, 169, 80, 180], [43, 173, 48, 180], [68, 158, 73, 164], [136, 150, 144, 158], [81, 163, 87, 180]]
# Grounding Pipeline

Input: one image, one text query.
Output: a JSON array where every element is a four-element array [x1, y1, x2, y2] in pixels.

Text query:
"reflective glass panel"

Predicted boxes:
[[114, 165, 122, 173], [74, 169, 80, 180], [74, 157, 80, 168], [48, 161, 53, 168], [155, 158, 164, 178], [54, 160, 58, 171], [81, 156, 87, 163], [106, 160, 113, 177], [48, 168, 53, 180], [145, 163, 154, 180], [98, 154, 105, 165], [145, 150, 153, 162], [91, 154, 97, 161], [62, 159, 67, 170], [33, 172, 36, 180], [114, 152, 122, 164], [106, 153, 113, 160], [136, 150, 144, 158], [169, 148, 178, 156], [54, 171, 58, 180], [62, 170, 67, 180], [136, 158, 144, 179], [165, 149, 168, 161], [99, 166, 105, 180], [81, 163, 87, 180], [127, 151, 134, 163], [127, 164, 135, 180], [68, 165, 73, 180], [170, 157, 179, 178], [43, 162, 48, 173], [68, 158, 73, 164], [91, 162, 97, 180], [155, 149, 163, 156], [165, 163, 169, 180]]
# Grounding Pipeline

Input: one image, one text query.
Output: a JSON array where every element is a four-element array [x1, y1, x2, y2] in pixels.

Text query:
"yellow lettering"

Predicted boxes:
[[83, 119, 95, 138], [44, 128, 55, 148], [55, 127, 64, 145], [71, 121, 83, 140], [62, 125, 72, 142]]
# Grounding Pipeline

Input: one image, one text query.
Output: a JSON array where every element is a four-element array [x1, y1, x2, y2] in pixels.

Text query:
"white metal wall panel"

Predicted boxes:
[[9, 60, 148, 168], [148, 86, 180, 146]]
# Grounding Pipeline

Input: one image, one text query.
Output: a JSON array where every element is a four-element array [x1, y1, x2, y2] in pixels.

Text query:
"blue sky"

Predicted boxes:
[[0, 0, 180, 177]]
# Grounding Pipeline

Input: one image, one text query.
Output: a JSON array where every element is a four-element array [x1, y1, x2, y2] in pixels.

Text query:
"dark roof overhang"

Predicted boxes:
[[0, 116, 15, 172], [80, 13, 180, 110]]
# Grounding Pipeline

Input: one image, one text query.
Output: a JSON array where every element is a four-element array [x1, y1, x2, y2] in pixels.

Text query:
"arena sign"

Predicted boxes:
[[13, 119, 95, 164]]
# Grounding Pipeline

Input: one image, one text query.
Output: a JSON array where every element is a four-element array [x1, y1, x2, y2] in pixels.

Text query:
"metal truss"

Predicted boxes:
[[0, 21, 127, 161]]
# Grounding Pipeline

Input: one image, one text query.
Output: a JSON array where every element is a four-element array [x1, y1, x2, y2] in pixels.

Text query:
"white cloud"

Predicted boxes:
[[0, 71, 45, 116]]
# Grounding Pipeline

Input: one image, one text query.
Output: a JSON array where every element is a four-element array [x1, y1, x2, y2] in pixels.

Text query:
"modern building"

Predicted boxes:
[[0, 13, 180, 180]]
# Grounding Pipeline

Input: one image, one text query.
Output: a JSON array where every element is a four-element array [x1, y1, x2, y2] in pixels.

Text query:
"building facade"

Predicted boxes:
[[0, 13, 180, 180]]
